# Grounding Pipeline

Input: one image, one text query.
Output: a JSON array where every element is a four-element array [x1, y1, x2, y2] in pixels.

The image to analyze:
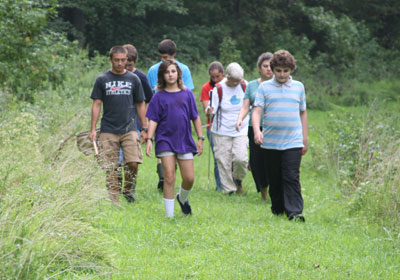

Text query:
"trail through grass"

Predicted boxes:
[[85, 111, 400, 279], [2, 61, 399, 279]]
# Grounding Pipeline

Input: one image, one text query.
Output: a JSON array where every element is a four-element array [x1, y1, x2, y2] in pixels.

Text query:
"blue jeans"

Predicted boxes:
[[207, 129, 222, 191]]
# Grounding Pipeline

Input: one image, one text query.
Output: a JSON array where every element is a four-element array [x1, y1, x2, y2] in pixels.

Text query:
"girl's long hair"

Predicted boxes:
[[156, 60, 184, 91]]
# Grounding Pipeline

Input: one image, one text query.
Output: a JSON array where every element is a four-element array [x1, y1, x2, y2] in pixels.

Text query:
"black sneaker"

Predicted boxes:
[[271, 208, 284, 216], [176, 194, 192, 215], [288, 214, 305, 222], [123, 193, 136, 203], [157, 180, 164, 192]]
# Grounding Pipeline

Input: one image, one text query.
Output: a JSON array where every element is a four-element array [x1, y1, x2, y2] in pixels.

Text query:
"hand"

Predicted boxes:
[[146, 140, 153, 157], [196, 140, 203, 156], [300, 140, 308, 155], [235, 119, 243, 131], [89, 129, 96, 142], [140, 130, 147, 144], [205, 107, 214, 117], [254, 131, 263, 145]]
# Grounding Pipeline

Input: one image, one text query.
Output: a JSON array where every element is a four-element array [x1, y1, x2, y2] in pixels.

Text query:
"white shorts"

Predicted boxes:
[[157, 151, 194, 160]]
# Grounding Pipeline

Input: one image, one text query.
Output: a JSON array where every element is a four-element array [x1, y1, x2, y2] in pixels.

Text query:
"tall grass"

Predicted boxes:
[[0, 54, 114, 278], [346, 102, 400, 232], [310, 100, 400, 234]]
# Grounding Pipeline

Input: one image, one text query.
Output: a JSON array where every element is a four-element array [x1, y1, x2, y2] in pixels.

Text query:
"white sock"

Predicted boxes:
[[163, 198, 174, 218], [178, 186, 191, 203]]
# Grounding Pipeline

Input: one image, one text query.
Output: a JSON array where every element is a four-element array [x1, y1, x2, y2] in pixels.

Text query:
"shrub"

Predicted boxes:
[[318, 103, 400, 233], [0, 0, 77, 102], [218, 36, 244, 68]]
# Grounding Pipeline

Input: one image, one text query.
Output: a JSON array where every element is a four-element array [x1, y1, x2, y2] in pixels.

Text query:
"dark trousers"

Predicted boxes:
[[263, 148, 303, 216], [248, 127, 268, 192]]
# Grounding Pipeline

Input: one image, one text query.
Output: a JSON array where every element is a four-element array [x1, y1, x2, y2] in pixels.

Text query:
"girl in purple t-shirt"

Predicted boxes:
[[145, 60, 204, 218]]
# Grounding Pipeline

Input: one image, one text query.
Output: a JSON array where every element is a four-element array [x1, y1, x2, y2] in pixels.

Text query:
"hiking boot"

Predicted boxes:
[[288, 214, 305, 222], [123, 193, 136, 203], [157, 180, 164, 192], [176, 194, 192, 215]]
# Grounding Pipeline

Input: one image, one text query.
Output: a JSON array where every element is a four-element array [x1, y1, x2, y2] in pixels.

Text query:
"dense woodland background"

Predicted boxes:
[[1, 0, 400, 101]]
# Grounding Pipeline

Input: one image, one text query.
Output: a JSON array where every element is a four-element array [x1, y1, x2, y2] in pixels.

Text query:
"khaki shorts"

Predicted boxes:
[[99, 131, 142, 169]]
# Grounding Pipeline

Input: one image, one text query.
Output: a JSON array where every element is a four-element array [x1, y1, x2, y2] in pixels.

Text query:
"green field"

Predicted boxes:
[[2, 1, 400, 278], [86, 109, 400, 279], [1, 61, 399, 279]]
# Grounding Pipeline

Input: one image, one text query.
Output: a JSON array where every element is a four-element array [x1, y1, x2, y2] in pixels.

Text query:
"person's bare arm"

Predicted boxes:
[[136, 101, 146, 129], [193, 116, 204, 156], [252, 106, 263, 145], [236, 98, 251, 131], [89, 99, 102, 141], [300, 110, 308, 155], [144, 103, 150, 128], [201, 100, 209, 111], [136, 101, 147, 142], [145, 120, 158, 157]]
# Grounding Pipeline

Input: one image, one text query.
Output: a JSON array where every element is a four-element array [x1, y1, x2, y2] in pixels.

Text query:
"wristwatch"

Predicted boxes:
[[198, 136, 205, 141], [145, 137, 153, 142], [141, 127, 148, 132]]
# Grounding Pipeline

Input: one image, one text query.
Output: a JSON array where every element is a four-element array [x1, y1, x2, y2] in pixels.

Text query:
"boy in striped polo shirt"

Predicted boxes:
[[252, 50, 308, 222]]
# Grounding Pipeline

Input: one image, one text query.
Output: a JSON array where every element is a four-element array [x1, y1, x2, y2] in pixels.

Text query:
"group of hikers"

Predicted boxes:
[[89, 39, 308, 222]]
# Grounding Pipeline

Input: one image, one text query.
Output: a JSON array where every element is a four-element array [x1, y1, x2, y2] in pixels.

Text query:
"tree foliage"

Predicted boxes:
[[0, 0, 76, 101], [57, 0, 189, 64], [54, 0, 400, 72], [1, 0, 399, 101]]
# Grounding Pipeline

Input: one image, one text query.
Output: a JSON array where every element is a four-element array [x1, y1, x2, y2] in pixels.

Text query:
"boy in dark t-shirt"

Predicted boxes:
[[113, 44, 153, 195], [123, 44, 153, 109], [89, 45, 147, 205]]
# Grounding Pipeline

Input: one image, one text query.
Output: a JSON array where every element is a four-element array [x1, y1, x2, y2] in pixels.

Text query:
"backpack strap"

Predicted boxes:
[[240, 80, 246, 92], [215, 83, 223, 102], [214, 83, 223, 131]]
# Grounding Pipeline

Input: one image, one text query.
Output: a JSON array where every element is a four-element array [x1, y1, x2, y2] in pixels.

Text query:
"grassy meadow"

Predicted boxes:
[[1, 55, 399, 279]]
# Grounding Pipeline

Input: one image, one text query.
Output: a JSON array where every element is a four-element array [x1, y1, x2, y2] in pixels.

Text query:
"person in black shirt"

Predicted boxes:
[[89, 46, 147, 205]]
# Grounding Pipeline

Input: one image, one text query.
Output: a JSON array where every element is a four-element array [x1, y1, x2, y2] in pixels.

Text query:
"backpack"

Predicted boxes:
[[215, 80, 246, 104], [212, 80, 246, 131]]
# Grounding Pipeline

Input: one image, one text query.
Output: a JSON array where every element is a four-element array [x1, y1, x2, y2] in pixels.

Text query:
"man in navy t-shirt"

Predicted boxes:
[[89, 45, 147, 205]]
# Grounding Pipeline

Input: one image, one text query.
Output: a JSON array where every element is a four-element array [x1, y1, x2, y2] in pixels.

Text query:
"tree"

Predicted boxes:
[[0, 0, 75, 101], [57, 0, 189, 63]]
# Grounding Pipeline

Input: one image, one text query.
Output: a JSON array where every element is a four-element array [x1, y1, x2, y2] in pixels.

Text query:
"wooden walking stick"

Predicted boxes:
[[93, 141, 99, 155]]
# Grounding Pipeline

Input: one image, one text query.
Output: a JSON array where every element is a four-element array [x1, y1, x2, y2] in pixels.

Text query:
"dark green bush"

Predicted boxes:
[[0, 0, 77, 102]]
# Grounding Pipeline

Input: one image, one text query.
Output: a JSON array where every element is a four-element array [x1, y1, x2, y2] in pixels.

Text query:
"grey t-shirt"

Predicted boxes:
[[91, 70, 145, 134]]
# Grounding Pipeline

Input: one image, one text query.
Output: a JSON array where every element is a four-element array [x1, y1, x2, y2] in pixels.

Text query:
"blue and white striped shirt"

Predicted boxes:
[[254, 76, 306, 150]]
